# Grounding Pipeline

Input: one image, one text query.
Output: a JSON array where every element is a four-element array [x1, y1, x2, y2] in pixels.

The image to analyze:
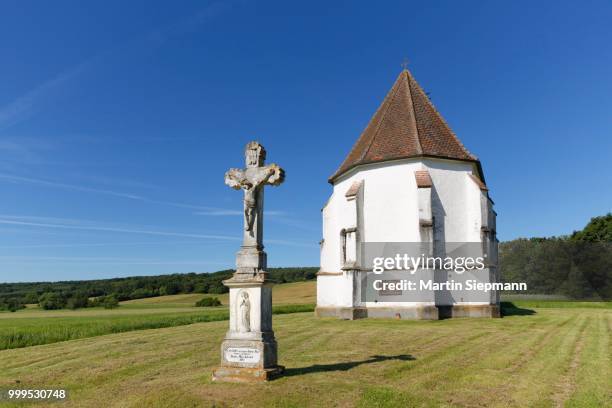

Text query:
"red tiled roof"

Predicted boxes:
[[330, 69, 481, 182], [414, 170, 433, 188]]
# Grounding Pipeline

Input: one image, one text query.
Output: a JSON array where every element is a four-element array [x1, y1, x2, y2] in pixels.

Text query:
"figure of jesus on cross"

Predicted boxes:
[[224, 141, 284, 275]]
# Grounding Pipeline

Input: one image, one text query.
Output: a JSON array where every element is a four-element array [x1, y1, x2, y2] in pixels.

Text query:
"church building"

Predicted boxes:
[[316, 69, 499, 320]]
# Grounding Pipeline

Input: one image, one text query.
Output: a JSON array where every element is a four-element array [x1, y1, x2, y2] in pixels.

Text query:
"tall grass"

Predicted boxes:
[[511, 300, 612, 309], [271, 304, 314, 314], [0, 304, 314, 350]]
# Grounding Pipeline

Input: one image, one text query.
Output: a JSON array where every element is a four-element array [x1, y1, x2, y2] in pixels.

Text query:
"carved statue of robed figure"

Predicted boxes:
[[238, 291, 251, 333], [213, 141, 285, 382]]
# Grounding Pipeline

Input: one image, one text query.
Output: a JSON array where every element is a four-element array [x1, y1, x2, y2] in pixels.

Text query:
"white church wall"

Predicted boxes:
[[318, 157, 497, 312], [467, 172, 487, 243], [417, 187, 432, 226], [320, 191, 340, 273], [423, 159, 481, 242], [446, 173, 496, 306], [318, 188, 356, 308], [316, 274, 354, 307], [321, 158, 485, 273], [331, 159, 423, 243]]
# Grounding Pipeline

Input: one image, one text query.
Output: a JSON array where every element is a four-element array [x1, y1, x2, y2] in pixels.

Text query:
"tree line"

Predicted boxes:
[[500, 214, 611, 300], [0, 267, 318, 312]]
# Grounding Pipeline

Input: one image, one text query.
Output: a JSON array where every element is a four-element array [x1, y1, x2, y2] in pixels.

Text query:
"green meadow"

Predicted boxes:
[[0, 281, 610, 407], [0, 281, 316, 350]]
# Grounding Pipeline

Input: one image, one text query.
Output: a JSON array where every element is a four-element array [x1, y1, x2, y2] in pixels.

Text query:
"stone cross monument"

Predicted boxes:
[[212, 141, 285, 382]]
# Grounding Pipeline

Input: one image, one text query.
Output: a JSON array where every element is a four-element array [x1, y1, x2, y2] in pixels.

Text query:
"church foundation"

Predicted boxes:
[[315, 304, 499, 320]]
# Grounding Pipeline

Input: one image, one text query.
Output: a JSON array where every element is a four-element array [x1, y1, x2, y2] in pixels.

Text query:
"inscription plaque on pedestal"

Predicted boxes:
[[225, 347, 261, 363]]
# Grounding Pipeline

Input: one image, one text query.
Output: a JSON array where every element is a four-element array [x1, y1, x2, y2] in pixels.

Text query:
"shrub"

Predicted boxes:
[[194, 283, 209, 293], [23, 292, 39, 304], [159, 283, 180, 296], [66, 292, 90, 309], [0, 298, 25, 312], [207, 283, 227, 294], [102, 295, 119, 309], [129, 288, 156, 300], [195, 297, 221, 307], [38, 292, 66, 310]]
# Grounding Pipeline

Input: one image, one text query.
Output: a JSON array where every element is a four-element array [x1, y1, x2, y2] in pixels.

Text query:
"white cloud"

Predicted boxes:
[[0, 215, 238, 241], [195, 209, 286, 216], [0, 255, 228, 266], [0, 173, 144, 200], [0, 214, 315, 248], [0, 240, 207, 249], [196, 209, 243, 216], [0, 64, 88, 131], [0, 173, 227, 213]]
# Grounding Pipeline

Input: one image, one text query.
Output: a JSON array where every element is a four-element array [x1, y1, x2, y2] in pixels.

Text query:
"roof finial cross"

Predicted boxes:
[[401, 57, 409, 70]]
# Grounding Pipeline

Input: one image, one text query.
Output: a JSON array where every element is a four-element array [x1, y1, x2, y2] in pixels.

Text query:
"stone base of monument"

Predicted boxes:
[[211, 279, 284, 383], [212, 338, 284, 382], [213, 366, 285, 383], [212, 365, 285, 383]]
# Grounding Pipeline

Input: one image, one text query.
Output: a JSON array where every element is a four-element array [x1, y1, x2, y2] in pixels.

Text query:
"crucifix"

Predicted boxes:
[[224, 141, 285, 277], [214, 141, 285, 382]]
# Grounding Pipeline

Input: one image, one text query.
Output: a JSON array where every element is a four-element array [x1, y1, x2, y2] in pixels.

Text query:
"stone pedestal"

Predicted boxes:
[[235, 246, 267, 275], [212, 271, 284, 382]]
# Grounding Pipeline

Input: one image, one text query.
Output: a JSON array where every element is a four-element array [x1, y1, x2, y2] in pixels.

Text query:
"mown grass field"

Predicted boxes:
[[0, 281, 316, 350], [0, 307, 610, 407], [0, 281, 610, 407]]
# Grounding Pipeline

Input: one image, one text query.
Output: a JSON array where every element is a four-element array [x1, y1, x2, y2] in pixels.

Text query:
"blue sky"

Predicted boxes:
[[1, 1, 611, 283]]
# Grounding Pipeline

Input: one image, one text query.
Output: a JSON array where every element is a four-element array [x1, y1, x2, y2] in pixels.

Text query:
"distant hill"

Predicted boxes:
[[0, 267, 318, 311]]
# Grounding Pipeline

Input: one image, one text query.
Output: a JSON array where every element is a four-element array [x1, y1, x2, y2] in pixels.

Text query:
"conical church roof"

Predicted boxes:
[[330, 69, 483, 183]]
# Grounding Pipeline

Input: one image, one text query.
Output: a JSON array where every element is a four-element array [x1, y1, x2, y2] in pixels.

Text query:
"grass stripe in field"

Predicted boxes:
[[0, 304, 314, 350], [565, 311, 612, 406]]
